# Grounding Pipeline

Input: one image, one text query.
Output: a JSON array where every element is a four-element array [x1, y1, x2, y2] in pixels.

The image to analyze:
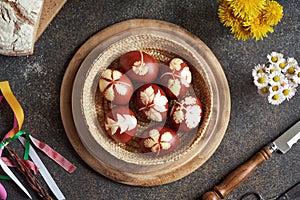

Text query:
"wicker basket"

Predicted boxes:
[[79, 33, 212, 166]]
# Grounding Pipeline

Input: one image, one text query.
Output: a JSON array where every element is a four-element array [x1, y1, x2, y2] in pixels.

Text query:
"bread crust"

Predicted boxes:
[[0, 0, 44, 56]]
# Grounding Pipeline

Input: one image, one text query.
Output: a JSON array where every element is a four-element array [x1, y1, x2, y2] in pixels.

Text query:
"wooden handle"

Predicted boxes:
[[202, 147, 272, 200]]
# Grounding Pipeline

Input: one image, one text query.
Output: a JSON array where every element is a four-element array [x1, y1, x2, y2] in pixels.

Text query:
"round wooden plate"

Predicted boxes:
[[60, 19, 230, 186]]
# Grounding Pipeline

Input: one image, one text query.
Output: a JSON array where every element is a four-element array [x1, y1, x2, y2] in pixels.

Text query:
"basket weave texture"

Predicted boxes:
[[82, 34, 212, 165]]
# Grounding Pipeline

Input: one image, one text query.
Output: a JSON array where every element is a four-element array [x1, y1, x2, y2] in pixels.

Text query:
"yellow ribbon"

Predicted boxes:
[[0, 81, 24, 139]]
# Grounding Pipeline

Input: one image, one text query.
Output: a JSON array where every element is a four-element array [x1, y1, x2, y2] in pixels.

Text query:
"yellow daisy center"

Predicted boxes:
[[273, 76, 280, 82], [261, 87, 268, 93], [272, 94, 280, 100], [258, 77, 266, 83], [270, 68, 276, 73], [287, 67, 295, 74], [279, 62, 285, 69], [272, 86, 279, 91], [258, 69, 264, 74], [298, 72, 300, 77], [271, 56, 278, 62], [283, 89, 290, 96]]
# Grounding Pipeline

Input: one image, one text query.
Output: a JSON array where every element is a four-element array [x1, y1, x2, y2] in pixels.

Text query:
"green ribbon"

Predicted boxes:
[[0, 130, 30, 180], [24, 131, 30, 160], [0, 130, 30, 160], [0, 175, 11, 180]]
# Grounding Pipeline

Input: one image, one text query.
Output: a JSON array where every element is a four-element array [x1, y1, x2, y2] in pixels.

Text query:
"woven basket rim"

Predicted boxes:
[[78, 33, 213, 166]]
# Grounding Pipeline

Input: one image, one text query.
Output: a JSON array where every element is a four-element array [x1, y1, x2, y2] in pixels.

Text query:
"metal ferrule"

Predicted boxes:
[[268, 142, 278, 153]]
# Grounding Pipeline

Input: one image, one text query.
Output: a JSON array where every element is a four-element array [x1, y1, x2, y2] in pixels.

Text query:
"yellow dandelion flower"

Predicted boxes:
[[228, 0, 266, 20], [218, 2, 237, 27], [244, 16, 274, 40], [262, 0, 283, 26], [230, 20, 251, 40], [217, 0, 284, 41]]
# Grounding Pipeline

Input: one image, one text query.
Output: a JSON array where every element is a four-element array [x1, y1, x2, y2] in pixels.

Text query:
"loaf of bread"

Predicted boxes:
[[0, 0, 44, 56]]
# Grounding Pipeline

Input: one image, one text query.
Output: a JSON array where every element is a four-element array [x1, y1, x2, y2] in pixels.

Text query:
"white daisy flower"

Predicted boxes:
[[283, 64, 300, 79], [286, 78, 299, 89], [292, 68, 300, 84], [257, 86, 269, 97], [267, 52, 284, 64], [287, 57, 298, 67], [252, 64, 266, 77], [269, 71, 285, 86], [268, 85, 282, 93], [253, 52, 299, 105], [253, 73, 269, 88], [279, 78, 290, 87], [268, 92, 286, 105], [276, 58, 287, 71], [265, 63, 280, 74], [281, 84, 296, 101]]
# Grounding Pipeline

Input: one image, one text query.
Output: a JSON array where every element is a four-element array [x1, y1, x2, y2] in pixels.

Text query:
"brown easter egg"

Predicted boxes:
[[134, 84, 169, 122], [160, 58, 192, 98], [169, 95, 202, 132], [138, 126, 179, 156], [105, 106, 138, 143], [99, 69, 134, 105], [119, 50, 159, 83]]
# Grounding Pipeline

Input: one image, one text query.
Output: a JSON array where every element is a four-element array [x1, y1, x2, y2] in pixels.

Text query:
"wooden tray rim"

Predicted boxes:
[[60, 19, 231, 186]]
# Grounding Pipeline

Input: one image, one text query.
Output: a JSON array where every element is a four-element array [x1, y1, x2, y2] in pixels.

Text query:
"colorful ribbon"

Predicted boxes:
[[0, 82, 36, 177], [0, 81, 76, 199], [30, 136, 76, 173], [0, 81, 24, 139]]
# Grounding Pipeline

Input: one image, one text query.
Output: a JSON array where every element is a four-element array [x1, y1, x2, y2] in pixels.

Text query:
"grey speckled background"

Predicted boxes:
[[0, 0, 299, 199]]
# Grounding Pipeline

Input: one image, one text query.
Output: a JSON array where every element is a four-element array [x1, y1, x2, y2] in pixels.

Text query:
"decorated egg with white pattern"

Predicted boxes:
[[160, 58, 192, 98], [99, 69, 134, 105], [119, 50, 159, 83], [169, 95, 202, 132], [134, 84, 169, 122], [138, 126, 179, 155], [105, 106, 138, 143]]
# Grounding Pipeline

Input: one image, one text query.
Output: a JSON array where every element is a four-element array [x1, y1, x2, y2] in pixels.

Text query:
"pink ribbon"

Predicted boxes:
[[30, 136, 76, 173]]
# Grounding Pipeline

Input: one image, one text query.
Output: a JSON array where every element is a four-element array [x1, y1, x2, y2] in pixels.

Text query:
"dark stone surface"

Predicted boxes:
[[0, 0, 299, 199]]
